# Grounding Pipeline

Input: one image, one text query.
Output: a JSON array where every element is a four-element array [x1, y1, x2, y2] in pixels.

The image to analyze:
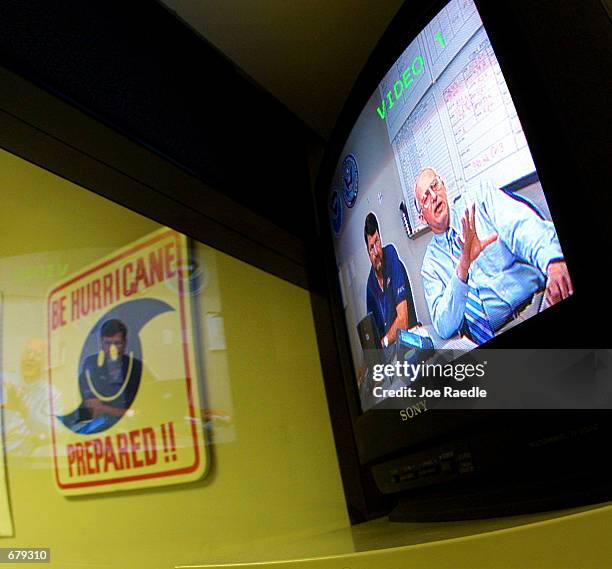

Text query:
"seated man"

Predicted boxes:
[[58, 319, 143, 434], [79, 319, 142, 419], [415, 168, 572, 343], [364, 212, 417, 347]]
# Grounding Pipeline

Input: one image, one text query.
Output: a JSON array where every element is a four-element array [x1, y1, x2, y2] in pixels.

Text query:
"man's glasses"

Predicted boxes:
[[416, 175, 443, 212]]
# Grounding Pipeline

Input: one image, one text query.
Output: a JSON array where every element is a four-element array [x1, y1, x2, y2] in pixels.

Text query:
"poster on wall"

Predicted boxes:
[[47, 229, 208, 495]]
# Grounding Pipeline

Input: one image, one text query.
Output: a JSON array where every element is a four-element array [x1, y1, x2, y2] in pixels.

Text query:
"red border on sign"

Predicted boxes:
[[47, 229, 202, 489]]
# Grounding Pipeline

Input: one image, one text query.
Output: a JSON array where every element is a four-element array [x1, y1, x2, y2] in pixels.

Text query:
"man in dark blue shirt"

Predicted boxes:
[[364, 212, 416, 346]]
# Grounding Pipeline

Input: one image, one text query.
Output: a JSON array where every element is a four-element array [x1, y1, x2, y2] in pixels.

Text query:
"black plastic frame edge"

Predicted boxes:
[[0, 66, 308, 289]]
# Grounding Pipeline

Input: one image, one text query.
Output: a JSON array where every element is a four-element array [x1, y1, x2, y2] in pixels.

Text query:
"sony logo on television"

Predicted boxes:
[[399, 400, 427, 421]]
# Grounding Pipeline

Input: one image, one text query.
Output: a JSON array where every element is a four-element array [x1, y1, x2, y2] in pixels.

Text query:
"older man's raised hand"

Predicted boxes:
[[456, 204, 498, 283]]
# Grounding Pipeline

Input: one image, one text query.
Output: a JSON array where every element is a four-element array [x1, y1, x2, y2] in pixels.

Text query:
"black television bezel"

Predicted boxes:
[[313, 0, 612, 520]]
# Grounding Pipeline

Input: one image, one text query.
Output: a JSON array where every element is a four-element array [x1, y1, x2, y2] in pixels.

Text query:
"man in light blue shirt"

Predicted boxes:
[[415, 167, 573, 343]]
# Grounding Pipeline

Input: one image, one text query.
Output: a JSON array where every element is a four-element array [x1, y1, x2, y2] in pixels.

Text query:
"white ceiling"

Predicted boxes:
[[159, 0, 404, 139]]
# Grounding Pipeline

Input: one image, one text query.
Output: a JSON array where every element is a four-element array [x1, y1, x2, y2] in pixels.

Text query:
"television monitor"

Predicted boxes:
[[314, 0, 612, 522]]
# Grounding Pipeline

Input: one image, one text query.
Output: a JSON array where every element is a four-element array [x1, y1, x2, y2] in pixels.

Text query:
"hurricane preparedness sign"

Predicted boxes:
[[47, 229, 207, 495]]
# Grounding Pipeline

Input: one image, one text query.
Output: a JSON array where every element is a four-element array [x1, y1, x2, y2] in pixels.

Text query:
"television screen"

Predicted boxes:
[[328, 0, 574, 412]]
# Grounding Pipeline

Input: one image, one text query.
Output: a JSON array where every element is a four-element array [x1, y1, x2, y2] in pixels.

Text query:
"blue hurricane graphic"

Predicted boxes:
[[57, 298, 174, 434]]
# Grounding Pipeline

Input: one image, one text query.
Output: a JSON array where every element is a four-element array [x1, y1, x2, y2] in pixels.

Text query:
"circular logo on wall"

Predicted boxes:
[[165, 258, 207, 296], [341, 154, 359, 208], [329, 187, 343, 236]]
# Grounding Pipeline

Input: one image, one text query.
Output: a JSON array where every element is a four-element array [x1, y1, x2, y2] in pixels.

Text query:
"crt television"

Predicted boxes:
[[313, 0, 612, 522]]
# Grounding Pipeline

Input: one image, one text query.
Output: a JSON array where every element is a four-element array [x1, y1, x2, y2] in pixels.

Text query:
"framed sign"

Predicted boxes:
[[47, 229, 208, 495]]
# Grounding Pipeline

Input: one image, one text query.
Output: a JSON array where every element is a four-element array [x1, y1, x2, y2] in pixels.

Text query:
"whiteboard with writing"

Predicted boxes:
[[380, 0, 536, 235]]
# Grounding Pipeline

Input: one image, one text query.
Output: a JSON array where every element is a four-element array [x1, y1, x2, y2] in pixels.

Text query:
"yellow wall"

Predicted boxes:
[[0, 149, 349, 567]]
